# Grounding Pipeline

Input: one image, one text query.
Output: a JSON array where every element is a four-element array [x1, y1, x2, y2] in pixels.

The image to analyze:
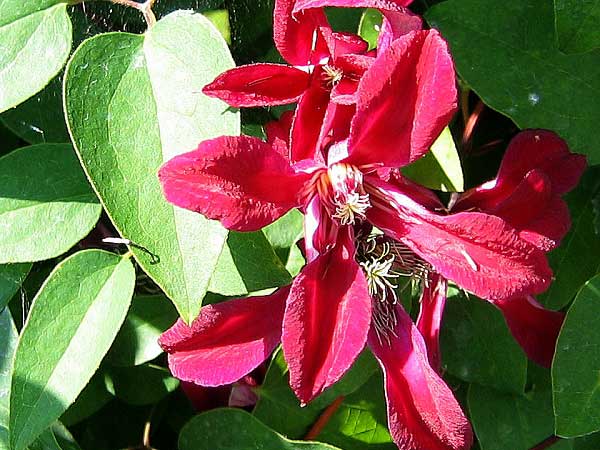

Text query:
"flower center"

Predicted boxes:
[[321, 64, 343, 87], [357, 234, 432, 345], [326, 164, 370, 225]]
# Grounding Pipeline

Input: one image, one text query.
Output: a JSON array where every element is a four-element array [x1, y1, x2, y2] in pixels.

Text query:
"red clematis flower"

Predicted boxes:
[[414, 130, 586, 369], [158, 26, 559, 449], [203, 0, 421, 161]]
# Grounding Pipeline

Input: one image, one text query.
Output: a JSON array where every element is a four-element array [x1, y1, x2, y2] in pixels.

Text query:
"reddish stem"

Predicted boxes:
[[304, 396, 345, 440], [461, 100, 485, 152], [529, 435, 561, 450]]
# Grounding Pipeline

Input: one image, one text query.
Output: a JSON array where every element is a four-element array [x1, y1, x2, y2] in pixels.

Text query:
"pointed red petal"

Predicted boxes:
[[321, 28, 368, 59], [159, 288, 289, 386], [346, 30, 457, 168], [159, 136, 306, 231], [369, 305, 473, 450], [416, 274, 448, 373], [294, 0, 413, 10], [265, 110, 295, 147], [378, 9, 423, 52], [366, 177, 553, 300], [203, 64, 310, 107], [274, 0, 330, 66], [497, 130, 586, 195], [494, 296, 564, 368], [518, 197, 571, 251], [283, 229, 371, 404]]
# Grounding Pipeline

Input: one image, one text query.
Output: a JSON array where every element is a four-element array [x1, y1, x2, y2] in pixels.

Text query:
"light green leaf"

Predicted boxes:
[[402, 127, 464, 192], [358, 9, 382, 50], [253, 349, 379, 439], [26, 422, 81, 450], [107, 295, 178, 367], [208, 231, 292, 297], [426, 0, 600, 164], [179, 408, 342, 450], [0, 144, 101, 264], [0, 264, 31, 310], [9, 250, 135, 450], [554, 0, 600, 54], [64, 11, 240, 323], [0, 2, 72, 112], [204, 10, 231, 44], [440, 290, 528, 394], [553, 274, 600, 437], [0, 309, 18, 450]]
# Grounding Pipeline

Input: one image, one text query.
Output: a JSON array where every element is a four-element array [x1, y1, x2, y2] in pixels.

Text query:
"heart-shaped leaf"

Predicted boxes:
[[554, 0, 600, 54], [64, 11, 240, 322]]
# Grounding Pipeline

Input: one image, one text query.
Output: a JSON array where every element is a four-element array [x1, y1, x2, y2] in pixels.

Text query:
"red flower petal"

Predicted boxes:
[[369, 305, 473, 450], [378, 9, 423, 52], [366, 177, 553, 300], [159, 136, 307, 231], [497, 130, 586, 195], [321, 28, 368, 59], [294, 0, 413, 10], [518, 197, 571, 251], [283, 228, 371, 404], [159, 287, 289, 386], [202, 64, 310, 107], [290, 76, 331, 163], [346, 30, 457, 168], [274, 0, 330, 66], [494, 296, 565, 368], [265, 110, 295, 148], [416, 274, 447, 373]]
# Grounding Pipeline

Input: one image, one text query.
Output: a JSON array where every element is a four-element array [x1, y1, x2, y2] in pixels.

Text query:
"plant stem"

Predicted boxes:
[[304, 396, 345, 441], [99, 0, 157, 28], [529, 435, 561, 450]]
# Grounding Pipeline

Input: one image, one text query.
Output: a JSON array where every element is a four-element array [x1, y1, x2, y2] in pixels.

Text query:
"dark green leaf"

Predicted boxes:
[[225, 0, 274, 62], [573, 432, 600, 450], [0, 264, 31, 310], [60, 373, 113, 427], [64, 11, 239, 323], [317, 372, 394, 450], [254, 349, 379, 438], [541, 170, 600, 309], [554, 0, 600, 54], [179, 408, 342, 450], [0, 1, 72, 112], [553, 274, 600, 437], [426, 0, 600, 164], [106, 364, 178, 406], [107, 295, 178, 367], [27, 422, 81, 450], [440, 289, 528, 394], [9, 250, 135, 450], [0, 309, 18, 449], [469, 366, 570, 450], [0, 76, 69, 144], [0, 144, 101, 263]]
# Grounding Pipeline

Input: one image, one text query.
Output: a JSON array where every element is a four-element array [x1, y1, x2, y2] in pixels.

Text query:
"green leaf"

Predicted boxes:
[[9, 250, 135, 450], [440, 290, 528, 394], [540, 170, 600, 309], [0, 1, 72, 112], [179, 408, 342, 450], [402, 127, 464, 192], [574, 432, 600, 450], [0, 309, 18, 450], [204, 10, 231, 44], [60, 373, 113, 427], [358, 9, 382, 50], [254, 349, 379, 438], [0, 144, 102, 264], [0, 76, 70, 144], [262, 210, 304, 269], [553, 274, 600, 437], [426, 0, 600, 164], [469, 365, 570, 450], [27, 422, 81, 450], [554, 0, 600, 54], [107, 295, 177, 367], [208, 231, 292, 296], [105, 364, 178, 406], [64, 11, 240, 323], [316, 372, 394, 450], [0, 264, 31, 310]]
